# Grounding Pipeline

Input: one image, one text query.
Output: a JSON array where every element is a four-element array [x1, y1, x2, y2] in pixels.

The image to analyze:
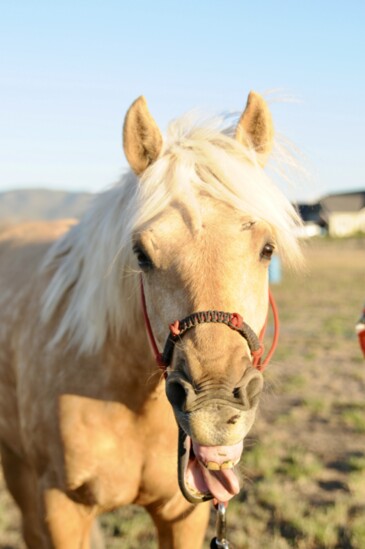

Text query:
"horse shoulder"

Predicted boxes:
[[0, 220, 75, 456]]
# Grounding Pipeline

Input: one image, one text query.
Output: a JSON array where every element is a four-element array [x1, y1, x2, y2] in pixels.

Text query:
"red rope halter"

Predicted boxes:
[[140, 277, 280, 373]]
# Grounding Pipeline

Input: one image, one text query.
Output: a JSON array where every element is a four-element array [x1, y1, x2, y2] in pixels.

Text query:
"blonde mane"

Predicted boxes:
[[41, 113, 303, 354]]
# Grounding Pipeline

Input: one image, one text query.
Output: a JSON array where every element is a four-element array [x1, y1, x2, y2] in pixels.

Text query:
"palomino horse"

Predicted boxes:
[[0, 91, 302, 548]]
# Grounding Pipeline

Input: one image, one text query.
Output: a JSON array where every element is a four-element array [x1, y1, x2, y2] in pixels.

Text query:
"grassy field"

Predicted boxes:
[[0, 237, 364, 548]]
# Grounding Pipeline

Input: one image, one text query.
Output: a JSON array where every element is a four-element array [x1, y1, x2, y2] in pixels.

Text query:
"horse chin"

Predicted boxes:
[[177, 426, 243, 504]]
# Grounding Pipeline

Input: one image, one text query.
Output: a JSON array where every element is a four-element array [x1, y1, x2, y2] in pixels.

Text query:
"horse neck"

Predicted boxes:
[[102, 313, 163, 400]]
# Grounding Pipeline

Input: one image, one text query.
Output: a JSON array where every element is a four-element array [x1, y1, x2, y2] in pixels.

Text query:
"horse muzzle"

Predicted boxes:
[[166, 367, 263, 503], [140, 283, 269, 502], [166, 367, 263, 443]]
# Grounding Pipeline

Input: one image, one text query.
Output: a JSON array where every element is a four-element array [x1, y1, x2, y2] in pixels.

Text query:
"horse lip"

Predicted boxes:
[[177, 425, 243, 504], [177, 426, 213, 504]]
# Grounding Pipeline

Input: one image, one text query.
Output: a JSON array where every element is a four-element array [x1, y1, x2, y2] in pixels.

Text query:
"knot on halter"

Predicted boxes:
[[229, 312, 243, 329], [252, 346, 264, 358], [251, 344, 264, 368], [169, 312, 243, 337], [169, 320, 181, 337]]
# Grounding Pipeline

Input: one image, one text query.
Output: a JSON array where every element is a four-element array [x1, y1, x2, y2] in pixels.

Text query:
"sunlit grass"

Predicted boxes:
[[335, 402, 365, 433], [100, 506, 157, 549]]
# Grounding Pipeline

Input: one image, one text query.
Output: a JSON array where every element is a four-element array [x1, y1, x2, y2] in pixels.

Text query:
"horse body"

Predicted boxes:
[[0, 221, 201, 548], [0, 92, 302, 548]]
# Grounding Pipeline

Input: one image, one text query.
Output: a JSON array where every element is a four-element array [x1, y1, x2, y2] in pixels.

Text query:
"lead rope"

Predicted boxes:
[[256, 289, 280, 371], [139, 278, 166, 370]]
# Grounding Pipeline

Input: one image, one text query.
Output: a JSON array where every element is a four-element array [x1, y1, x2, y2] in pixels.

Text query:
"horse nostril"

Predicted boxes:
[[246, 374, 264, 408], [233, 386, 250, 410], [233, 386, 243, 401], [233, 371, 264, 409], [166, 381, 188, 411]]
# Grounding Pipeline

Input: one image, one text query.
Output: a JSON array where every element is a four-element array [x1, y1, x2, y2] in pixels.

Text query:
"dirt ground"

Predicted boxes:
[[0, 237, 364, 548]]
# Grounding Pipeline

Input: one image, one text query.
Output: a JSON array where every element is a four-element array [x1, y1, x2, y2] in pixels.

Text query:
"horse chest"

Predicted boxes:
[[58, 391, 178, 508]]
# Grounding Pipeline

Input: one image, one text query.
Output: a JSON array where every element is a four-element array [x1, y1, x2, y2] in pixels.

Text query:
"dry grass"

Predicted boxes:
[[0, 237, 364, 548]]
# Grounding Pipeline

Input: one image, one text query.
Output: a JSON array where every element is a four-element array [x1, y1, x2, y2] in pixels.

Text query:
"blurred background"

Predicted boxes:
[[0, 1, 364, 548]]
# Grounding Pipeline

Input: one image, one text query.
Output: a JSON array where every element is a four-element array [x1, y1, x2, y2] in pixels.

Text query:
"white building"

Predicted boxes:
[[320, 191, 365, 237]]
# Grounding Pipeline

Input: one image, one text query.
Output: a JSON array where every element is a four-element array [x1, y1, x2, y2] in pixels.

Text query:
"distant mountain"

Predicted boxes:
[[0, 189, 92, 222]]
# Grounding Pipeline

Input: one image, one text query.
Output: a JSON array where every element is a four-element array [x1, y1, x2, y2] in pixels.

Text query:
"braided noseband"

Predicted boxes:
[[140, 278, 275, 373], [162, 310, 263, 367]]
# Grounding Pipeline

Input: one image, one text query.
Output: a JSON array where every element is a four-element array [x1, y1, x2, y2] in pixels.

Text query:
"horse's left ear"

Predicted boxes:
[[123, 96, 163, 175], [235, 91, 274, 166]]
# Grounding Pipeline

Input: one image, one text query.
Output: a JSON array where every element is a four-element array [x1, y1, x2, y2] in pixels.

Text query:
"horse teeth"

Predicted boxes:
[[200, 459, 238, 471], [206, 461, 220, 471], [220, 460, 234, 470], [186, 481, 207, 496]]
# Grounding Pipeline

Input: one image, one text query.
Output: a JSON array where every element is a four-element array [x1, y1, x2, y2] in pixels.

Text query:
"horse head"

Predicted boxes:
[[122, 92, 300, 504]]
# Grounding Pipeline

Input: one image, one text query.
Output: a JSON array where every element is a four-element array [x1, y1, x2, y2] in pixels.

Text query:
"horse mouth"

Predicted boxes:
[[177, 426, 242, 504]]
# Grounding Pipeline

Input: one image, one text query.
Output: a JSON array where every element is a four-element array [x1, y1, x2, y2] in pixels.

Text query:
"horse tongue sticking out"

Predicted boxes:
[[187, 441, 243, 502]]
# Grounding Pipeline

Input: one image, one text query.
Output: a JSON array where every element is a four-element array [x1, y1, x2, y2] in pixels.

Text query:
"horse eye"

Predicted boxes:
[[133, 245, 153, 271], [261, 243, 275, 260]]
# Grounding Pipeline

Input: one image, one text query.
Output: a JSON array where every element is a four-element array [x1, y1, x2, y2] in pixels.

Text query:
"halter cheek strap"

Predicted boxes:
[[140, 277, 279, 374]]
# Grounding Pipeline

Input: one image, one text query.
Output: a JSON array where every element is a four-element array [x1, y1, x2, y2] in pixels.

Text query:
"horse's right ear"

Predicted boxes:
[[123, 96, 163, 175], [235, 91, 274, 166]]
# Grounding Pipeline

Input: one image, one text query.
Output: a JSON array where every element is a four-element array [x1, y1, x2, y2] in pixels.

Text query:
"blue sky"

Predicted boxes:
[[1, 1, 364, 201]]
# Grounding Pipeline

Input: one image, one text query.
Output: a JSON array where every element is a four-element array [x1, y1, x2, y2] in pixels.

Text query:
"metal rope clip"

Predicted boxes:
[[210, 503, 230, 548]]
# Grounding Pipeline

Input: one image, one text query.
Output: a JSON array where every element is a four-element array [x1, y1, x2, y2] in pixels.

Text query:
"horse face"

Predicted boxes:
[[133, 200, 274, 502], [125, 92, 275, 503]]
